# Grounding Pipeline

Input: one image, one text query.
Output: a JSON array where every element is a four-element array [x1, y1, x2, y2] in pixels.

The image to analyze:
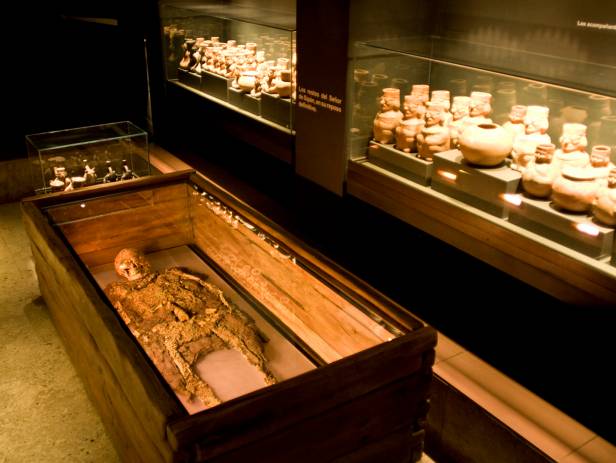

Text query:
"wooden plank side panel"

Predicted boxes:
[[22, 203, 182, 462], [331, 428, 425, 463], [46, 184, 189, 224], [205, 373, 431, 463], [60, 198, 191, 254], [33, 247, 163, 463], [191, 171, 424, 332], [348, 161, 616, 305], [191, 203, 392, 363], [168, 328, 436, 456]]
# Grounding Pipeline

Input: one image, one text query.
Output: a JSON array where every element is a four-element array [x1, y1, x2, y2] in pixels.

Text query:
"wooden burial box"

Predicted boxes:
[[22, 170, 436, 463]]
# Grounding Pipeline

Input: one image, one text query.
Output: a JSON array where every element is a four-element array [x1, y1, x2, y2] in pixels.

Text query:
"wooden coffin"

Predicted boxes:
[[21, 170, 436, 463]]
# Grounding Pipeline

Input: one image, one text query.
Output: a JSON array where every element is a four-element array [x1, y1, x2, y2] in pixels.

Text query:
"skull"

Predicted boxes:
[[114, 248, 151, 281]]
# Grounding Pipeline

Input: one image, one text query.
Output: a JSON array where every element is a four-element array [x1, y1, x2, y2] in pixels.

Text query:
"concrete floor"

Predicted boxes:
[[0, 200, 435, 463], [0, 202, 120, 463]]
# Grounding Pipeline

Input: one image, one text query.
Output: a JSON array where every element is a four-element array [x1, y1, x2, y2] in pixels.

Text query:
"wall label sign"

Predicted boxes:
[[297, 86, 343, 113], [576, 20, 616, 31]]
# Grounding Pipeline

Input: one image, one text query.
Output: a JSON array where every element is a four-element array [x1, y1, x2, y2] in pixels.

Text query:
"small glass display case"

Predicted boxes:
[[26, 121, 150, 195], [160, 2, 296, 131], [21, 171, 436, 462], [347, 1, 616, 272]]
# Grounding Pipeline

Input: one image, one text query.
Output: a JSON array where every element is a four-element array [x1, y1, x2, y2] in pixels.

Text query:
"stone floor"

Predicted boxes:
[[0, 202, 120, 463], [0, 199, 435, 462]]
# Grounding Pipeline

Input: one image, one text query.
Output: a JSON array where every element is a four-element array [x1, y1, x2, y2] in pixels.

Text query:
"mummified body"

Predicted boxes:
[[104, 248, 276, 408]]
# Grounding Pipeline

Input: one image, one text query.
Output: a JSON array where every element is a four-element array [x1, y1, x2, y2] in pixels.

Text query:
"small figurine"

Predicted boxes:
[[553, 123, 590, 172], [373, 88, 404, 144], [521, 143, 558, 198], [503, 105, 527, 141], [416, 101, 451, 161], [103, 161, 118, 183], [467, 91, 493, 126], [449, 96, 471, 149], [49, 166, 76, 192], [121, 160, 138, 181], [430, 90, 452, 126], [83, 160, 97, 185], [395, 94, 426, 153]]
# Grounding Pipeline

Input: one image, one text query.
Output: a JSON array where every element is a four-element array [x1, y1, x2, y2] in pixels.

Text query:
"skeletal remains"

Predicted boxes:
[[105, 248, 277, 408]]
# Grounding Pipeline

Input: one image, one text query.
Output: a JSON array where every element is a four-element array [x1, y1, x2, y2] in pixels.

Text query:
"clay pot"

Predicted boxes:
[[521, 144, 557, 198], [373, 112, 402, 144], [395, 119, 425, 153], [503, 105, 527, 140], [551, 166, 599, 212], [274, 70, 293, 97], [458, 123, 512, 166], [238, 71, 259, 92], [593, 169, 616, 226]]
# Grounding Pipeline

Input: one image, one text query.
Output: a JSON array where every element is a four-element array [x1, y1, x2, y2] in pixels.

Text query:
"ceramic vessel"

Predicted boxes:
[[458, 123, 512, 166], [373, 88, 404, 144], [590, 145, 613, 184], [593, 168, 616, 226], [449, 96, 471, 148], [416, 101, 450, 161], [467, 91, 493, 125], [511, 134, 539, 171], [395, 118, 425, 153], [503, 105, 527, 140], [374, 112, 402, 144], [551, 166, 599, 212], [274, 70, 292, 97], [411, 84, 430, 103], [553, 123, 590, 171], [521, 143, 557, 198], [238, 71, 259, 92]]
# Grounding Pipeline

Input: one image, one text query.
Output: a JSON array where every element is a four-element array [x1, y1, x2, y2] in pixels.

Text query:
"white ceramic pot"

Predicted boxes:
[[458, 123, 512, 166], [237, 71, 258, 92], [551, 166, 599, 212]]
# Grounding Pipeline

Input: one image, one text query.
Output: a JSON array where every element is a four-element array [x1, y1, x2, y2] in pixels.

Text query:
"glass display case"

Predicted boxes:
[[22, 171, 436, 462], [26, 121, 150, 195], [160, 2, 296, 131], [346, 1, 616, 298]]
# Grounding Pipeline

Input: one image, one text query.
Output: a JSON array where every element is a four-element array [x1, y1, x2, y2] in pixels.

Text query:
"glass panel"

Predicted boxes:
[[25, 121, 150, 195], [160, 1, 296, 132], [44, 179, 406, 414]]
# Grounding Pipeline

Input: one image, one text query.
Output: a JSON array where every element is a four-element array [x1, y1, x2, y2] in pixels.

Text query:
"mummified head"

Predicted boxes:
[[114, 248, 151, 281]]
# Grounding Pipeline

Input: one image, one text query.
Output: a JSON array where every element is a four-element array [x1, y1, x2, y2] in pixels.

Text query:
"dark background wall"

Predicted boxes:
[[0, 1, 151, 161]]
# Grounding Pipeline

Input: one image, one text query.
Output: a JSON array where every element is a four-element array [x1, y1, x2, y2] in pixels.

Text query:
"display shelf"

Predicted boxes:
[[160, 1, 296, 133], [26, 121, 150, 195], [347, 25, 616, 304], [348, 158, 616, 305]]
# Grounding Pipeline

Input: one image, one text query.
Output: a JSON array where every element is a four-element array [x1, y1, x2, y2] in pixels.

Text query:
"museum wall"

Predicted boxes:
[[0, 1, 150, 162]]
